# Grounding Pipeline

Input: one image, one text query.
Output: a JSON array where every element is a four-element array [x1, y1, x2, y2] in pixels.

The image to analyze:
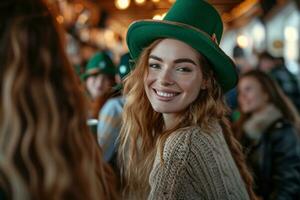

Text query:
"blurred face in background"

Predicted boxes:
[[238, 76, 269, 114], [86, 73, 113, 99], [258, 58, 275, 72]]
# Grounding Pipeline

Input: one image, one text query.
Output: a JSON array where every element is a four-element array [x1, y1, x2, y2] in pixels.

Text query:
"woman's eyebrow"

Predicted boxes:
[[149, 55, 197, 65], [174, 58, 197, 65], [149, 55, 163, 61]]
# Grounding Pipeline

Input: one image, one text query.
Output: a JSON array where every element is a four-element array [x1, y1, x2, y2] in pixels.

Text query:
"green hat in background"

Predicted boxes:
[[126, 0, 238, 92], [112, 52, 133, 91], [82, 52, 116, 80], [118, 52, 133, 80]]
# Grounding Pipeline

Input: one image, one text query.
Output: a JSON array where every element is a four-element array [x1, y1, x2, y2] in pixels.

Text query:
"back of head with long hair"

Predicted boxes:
[[118, 39, 257, 199], [235, 69, 300, 140], [0, 0, 117, 199]]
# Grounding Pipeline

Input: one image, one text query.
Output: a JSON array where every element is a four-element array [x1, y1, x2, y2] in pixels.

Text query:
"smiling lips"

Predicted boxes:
[[153, 89, 180, 101]]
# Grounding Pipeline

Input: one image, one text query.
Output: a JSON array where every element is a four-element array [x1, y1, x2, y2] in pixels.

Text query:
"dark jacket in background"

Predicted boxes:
[[244, 118, 300, 200]]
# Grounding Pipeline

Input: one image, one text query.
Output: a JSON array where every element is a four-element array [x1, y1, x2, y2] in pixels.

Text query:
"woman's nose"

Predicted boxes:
[[158, 68, 175, 86]]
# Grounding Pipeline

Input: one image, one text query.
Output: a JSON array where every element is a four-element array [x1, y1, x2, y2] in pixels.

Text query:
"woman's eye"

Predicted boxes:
[[177, 67, 192, 72], [149, 63, 160, 69]]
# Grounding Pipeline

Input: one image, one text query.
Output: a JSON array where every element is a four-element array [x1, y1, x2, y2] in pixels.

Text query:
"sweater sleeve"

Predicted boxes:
[[148, 127, 249, 200]]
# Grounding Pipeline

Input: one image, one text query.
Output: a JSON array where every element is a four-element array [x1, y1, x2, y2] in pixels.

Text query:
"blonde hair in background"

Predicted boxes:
[[119, 39, 257, 200], [0, 0, 117, 199]]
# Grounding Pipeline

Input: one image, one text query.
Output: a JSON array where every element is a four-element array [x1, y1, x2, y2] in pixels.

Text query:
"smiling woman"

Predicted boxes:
[[118, 0, 257, 199], [144, 39, 204, 129]]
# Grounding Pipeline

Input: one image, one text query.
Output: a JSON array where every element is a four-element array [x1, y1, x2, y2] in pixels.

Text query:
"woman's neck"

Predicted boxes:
[[163, 113, 180, 130]]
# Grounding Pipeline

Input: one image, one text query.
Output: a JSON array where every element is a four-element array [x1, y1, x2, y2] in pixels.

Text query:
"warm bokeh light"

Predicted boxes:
[[153, 14, 162, 20], [56, 15, 64, 24], [135, 0, 145, 5], [168, 0, 176, 3], [115, 0, 130, 10], [152, 0, 160, 3], [77, 11, 90, 25], [153, 14, 163, 20], [104, 29, 115, 44], [79, 29, 90, 42], [237, 35, 249, 48]]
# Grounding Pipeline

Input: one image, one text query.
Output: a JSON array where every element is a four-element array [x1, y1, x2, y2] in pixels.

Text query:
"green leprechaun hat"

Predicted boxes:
[[126, 0, 238, 92], [82, 52, 116, 80]]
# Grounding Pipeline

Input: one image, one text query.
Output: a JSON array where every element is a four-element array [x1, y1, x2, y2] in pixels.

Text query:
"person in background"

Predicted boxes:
[[258, 51, 300, 112], [226, 45, 254, 122], [0, 0, 117, 199], [118, 0, 256, 199], [82, 52, 116, 119], [232, 45, 254, 74], [97, 52, 131, 162], [235, 69, 300, 200], [97, 52, 132, 192]]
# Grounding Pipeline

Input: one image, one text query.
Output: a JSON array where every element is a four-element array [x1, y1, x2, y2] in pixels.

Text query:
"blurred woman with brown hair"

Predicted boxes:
[[0, 0, 117, 199], [235, 69, 300, 199]]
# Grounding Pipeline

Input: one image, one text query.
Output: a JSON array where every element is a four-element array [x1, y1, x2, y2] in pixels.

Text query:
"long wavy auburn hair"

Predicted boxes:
[[234, 70, 300, 140], [0, 0, 117, 199], [118, 39, 257, 199]]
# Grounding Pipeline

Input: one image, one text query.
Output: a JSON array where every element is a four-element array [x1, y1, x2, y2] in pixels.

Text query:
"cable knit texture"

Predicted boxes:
[[148, 122, 250, 200]]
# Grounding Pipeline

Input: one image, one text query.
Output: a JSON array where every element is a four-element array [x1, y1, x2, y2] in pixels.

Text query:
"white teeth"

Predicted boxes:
[[156, 90, 177, 97]]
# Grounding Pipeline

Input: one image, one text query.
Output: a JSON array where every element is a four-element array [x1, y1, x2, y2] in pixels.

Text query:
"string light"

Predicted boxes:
[[237, 35, 249, 48], [115, 0, 130, 10], [56, 15, 64, 24], [135, 0, 145, 5]]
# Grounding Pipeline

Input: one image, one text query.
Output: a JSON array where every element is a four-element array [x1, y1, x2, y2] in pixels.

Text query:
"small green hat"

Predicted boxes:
[[82, 52, 116, 80], [118, 52, 133, 80], [126, 0, 238, 92]]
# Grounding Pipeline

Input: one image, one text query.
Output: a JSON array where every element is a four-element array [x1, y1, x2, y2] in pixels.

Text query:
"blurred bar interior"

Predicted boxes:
[[47, 0, 300, 77]]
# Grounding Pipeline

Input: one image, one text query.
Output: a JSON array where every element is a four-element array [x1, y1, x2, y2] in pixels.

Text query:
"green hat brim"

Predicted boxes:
[[81, 68, 116, 80], [127, 20, 238, 92], [81, 69, 102, 80]]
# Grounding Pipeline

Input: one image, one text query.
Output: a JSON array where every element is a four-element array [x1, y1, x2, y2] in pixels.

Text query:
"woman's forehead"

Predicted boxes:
[[149, 38, 200, 63]]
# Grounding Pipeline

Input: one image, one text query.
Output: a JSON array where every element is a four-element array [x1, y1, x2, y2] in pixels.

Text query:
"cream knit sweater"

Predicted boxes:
[[148, 123, 250, 200]]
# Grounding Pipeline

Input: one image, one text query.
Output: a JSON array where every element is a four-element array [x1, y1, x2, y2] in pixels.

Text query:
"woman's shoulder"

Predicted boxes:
[[268, 119, 299, 138], [158, 123, 249, 200], [100, 96, 124, 115], [103, 96, 124, 108], [263, 119, 300, 152], [168, 122, 224, 144], [164, 122, 225, 158]]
